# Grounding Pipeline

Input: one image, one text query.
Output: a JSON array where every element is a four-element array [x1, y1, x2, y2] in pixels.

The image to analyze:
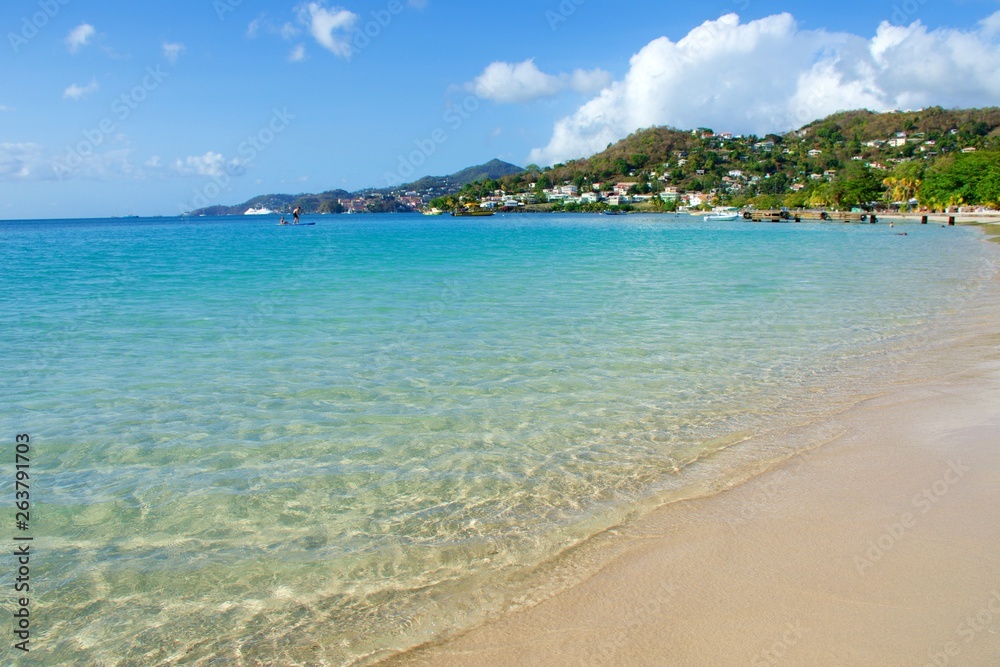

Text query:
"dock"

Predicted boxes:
[[742, 209, 878, 223]]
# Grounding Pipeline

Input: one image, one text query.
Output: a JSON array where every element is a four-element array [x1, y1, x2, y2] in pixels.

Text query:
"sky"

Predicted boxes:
[[2, 0, 1000, 219]]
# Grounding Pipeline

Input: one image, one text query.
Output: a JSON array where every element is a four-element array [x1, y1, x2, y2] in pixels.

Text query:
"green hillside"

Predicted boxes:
[[390, 159, 524, 194], [187, 159, 523, 216], [188, 108, 1000, 216], [460, 106, 1000, 211]]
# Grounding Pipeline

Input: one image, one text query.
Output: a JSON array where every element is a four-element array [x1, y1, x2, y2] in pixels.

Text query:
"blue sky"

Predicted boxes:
[[2, 0, 1000, 219]]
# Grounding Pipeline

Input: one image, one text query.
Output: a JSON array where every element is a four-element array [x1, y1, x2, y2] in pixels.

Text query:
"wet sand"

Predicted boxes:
[[384, 242, 1000, 666]]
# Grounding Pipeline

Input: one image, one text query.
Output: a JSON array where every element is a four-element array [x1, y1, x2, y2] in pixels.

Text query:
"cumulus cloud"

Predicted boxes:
[[289, 44, 307, 62], [66, 23, 95, 53], [63, 79, 99, 101], [172, 152, 246, 178], [981, 11, 1000, 39], [296, 2, 358, 58], [529, 12, 1000, 165], [468, 59, 612, 104], [162, 42, 185, 63]]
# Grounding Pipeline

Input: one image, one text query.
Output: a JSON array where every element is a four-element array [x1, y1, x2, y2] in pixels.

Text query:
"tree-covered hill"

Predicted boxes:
[[186, 160, 524, 216], [188, 108, 1000, 216], [467, 106, 1000, 211], [390, 159, 524, 194]]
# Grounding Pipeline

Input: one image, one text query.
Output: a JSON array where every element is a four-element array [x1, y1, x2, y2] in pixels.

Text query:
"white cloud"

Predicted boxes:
[[145, 156, 162, 169], [0, 142, 142, 182], [172, 152, 246, 178], [529, 11, 1000, 165], [982, 11, 1000, 39], [66, 23, 95, 53], [0, 143, 51, 180], [467, 59, 612, 104], [296, 2, 358, 58], [63, 79, 99, 101], [162, 42, 185, 63], [289, 44, 307, 62], [0, 105, 13, 112], [567, 68, 613, 95], [63, 149, 138, 180], [246, 18, 262, 39]]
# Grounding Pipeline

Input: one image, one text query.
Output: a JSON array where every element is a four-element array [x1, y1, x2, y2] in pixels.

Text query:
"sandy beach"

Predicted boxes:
[[888, 212, 1000, 227], [384, 236, 1000, 666]]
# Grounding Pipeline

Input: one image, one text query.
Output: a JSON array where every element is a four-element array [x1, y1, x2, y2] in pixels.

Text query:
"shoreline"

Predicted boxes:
[[380, 234, 1000, 665]]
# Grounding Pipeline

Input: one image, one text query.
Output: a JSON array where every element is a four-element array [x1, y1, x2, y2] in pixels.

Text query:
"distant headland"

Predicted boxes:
[[186, 107, 1000, 218]]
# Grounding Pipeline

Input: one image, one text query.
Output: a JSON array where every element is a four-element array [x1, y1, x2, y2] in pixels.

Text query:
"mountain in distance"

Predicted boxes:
[[396, 158, 524, 194], [186, 159, 524, 216], [186, 106, 1000, 217]]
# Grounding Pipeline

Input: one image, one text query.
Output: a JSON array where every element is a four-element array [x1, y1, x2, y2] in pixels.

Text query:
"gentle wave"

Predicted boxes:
[[0, 214, 994, 665]]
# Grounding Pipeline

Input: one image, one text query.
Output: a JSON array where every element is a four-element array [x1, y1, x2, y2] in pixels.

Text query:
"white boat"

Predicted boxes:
[[703, 207, 740, 222], [244, 205, 275, 216]]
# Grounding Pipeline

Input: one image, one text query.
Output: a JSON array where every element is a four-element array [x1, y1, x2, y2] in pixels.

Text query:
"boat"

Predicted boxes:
[[423, 208, 444, 216], [452, 209, 494, 217], [703, 207, 741, 222], [244, 205, 275, 216]]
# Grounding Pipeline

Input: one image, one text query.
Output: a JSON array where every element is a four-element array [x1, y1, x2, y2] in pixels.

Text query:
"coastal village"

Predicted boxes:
[[197, 107, 1000, 218], [417, 108, 1000, 215]]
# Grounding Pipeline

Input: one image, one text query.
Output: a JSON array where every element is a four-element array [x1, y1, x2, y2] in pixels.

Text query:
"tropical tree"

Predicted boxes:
[[883, 161, 924, 207], [834, 163, 884, 208], [919, 152, 1000, 209]]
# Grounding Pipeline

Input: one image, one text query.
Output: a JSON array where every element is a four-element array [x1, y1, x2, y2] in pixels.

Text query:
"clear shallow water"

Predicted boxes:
[[0, 214, 995, 665]]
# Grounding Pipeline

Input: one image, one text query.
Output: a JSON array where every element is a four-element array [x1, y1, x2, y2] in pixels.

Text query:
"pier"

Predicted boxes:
[[742, 209, 877, 224]]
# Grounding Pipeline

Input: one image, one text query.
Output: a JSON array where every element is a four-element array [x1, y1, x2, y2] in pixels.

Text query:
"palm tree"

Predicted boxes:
[[882, 175, 921, 208]]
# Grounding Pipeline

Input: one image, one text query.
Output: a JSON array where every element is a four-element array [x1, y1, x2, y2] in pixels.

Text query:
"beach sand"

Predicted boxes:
[[384, 242, 1000, 666]]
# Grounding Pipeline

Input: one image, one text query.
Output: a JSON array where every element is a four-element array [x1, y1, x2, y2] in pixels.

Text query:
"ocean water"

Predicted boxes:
[[0, 214, 995, 665]]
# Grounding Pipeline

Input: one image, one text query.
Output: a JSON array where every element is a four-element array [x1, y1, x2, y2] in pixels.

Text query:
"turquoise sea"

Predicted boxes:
[[1, 214, 996, 665]]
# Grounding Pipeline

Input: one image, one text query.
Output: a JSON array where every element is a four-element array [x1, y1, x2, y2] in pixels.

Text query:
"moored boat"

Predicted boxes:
[[244, 205, 275, 216], [703, 207, 741, 222], [452, 208, 494, 217]]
